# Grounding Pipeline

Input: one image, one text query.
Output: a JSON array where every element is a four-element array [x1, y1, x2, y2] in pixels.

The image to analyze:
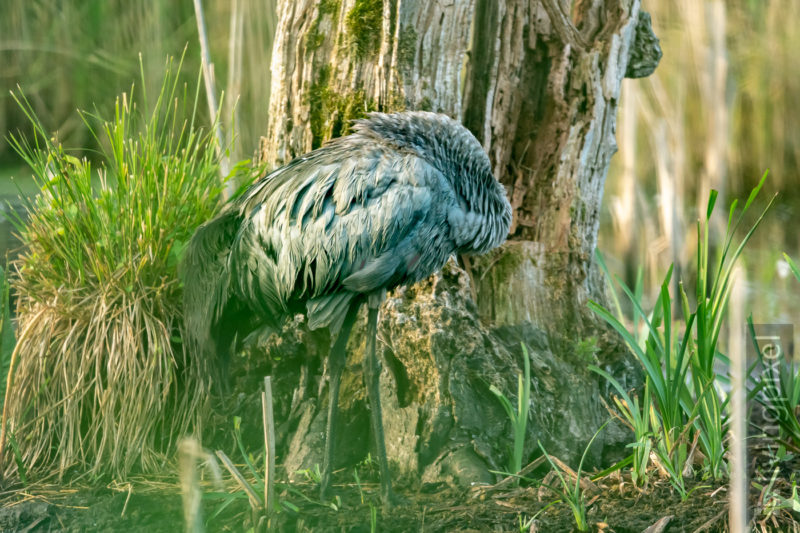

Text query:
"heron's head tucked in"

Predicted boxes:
[[351, 111, 512, 254]]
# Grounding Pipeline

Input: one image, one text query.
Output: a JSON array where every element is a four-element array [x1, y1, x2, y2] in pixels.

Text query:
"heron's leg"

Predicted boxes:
[[363, 302, 395, 505], [320, 301, 360, 501]]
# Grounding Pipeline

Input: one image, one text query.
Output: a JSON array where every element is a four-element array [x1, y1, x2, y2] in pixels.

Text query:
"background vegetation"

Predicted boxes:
[[1, 0, 796, 314], [600, 0, 799, 324], [0, 0, 276, 169], [0, 0, 799, 529]]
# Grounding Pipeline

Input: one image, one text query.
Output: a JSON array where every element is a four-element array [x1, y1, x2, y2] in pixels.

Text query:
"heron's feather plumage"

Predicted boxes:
[[182, 111, 512, 356], [180, 111, 512, 504]]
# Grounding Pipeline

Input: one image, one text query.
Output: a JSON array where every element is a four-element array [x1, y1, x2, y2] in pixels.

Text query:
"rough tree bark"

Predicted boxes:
[[240, 0, 661, 486]]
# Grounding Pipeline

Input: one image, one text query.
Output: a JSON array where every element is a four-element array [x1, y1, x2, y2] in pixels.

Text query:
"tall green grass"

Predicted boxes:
[[591, 174, 775, 497], [490, 343, 532, 480], [1, 0, 276, 165], [0, 57, 231, 480]]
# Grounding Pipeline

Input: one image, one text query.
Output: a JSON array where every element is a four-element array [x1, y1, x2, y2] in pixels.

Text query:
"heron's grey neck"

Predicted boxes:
[[351, 111, 495, 206], [353, 112, 489, 181], [349, 111, 512, 253]]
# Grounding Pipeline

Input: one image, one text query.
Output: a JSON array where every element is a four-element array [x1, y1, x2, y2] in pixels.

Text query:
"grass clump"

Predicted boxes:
[[0, 58, 228, 480], [590, 173, 775, 497]]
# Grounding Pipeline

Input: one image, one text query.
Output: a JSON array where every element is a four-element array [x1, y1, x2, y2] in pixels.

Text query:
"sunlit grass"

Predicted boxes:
[[0, 56, 232, 480], [591, 174, 775, 498]]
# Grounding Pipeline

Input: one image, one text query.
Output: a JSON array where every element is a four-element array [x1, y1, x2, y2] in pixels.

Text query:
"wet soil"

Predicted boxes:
[[0, 486, 183, 532]]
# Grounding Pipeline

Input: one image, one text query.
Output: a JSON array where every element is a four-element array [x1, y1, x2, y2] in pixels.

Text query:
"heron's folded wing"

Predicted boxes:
[[306, 292, 355, 333], [331, 154, 448, 295], [231, 138, 453, 326]]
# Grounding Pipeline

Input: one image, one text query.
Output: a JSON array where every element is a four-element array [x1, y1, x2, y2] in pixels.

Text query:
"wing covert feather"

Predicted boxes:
[[228, 140, 458, 325]]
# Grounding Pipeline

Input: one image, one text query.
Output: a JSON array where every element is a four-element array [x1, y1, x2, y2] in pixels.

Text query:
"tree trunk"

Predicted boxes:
[[244, 0, 661, 486]]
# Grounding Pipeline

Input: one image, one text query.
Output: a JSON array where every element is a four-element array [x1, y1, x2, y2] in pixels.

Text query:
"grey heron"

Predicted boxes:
[[182, 111, 512, 504]]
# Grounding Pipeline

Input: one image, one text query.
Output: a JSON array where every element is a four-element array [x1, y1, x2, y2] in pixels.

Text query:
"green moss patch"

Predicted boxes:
[[345, 0, 383, 58], [397, 25, 417, 70], [305, 66, 377, 148], [305, 0, 341, 54]]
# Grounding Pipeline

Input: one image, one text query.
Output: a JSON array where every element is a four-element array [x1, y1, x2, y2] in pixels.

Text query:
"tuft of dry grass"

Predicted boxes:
[[0, 57, 232, 481]]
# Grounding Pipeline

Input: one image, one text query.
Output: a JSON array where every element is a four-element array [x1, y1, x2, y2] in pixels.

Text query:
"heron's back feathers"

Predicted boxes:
[[182, 111, 512, 348], [181, 208, 241, 347]]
